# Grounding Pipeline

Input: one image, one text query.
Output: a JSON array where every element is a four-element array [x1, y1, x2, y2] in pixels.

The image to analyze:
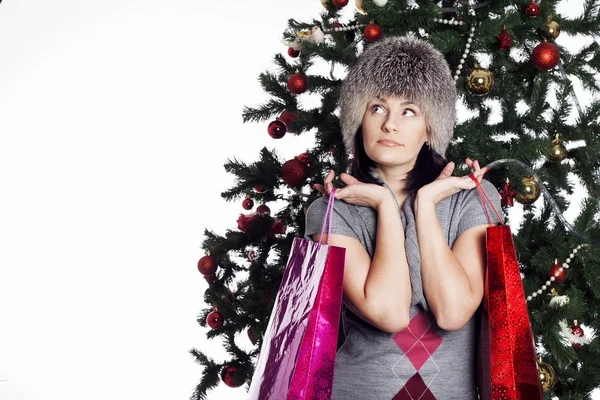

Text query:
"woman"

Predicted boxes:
[[304, 35, 503, 399]]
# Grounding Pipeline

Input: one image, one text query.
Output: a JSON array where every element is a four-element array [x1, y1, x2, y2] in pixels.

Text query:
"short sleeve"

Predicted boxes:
[[456, 179, 504, 238], [303, 196, 361, 242]]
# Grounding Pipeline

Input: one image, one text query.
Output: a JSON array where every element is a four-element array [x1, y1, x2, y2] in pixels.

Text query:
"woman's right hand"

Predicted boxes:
[[312, 170, 391, 209]]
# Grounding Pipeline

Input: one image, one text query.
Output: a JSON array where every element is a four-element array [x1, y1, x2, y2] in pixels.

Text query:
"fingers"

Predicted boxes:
[[441, 161, 455, 178], [466, 157, 488, 177], [465, 157, 473, 168], [312, 183, 326, 195], [340, 172, 358, 184], [312, 170, 339, 196], [325, 169, 334, 193]]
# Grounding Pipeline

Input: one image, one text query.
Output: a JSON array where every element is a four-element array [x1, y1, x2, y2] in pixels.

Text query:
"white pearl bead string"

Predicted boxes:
[[321, 22, 368, 34], [432, 17, 465, 26], [525, 244, 586, 303], [432, 18, 477, 80]]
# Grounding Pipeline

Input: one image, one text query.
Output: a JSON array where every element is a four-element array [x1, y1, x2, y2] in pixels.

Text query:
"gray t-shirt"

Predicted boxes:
[[303, 172, 503, 400]]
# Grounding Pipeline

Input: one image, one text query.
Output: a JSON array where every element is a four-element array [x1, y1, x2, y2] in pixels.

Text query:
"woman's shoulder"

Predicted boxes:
[[305, 195, 376, 227], [450, 178, 503, 221], [305, 195, 357, 217], [454, 178, 496, 202]]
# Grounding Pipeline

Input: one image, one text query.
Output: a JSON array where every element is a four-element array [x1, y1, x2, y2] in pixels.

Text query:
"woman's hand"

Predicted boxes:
[[416, 158, 488, 205], [312, 170, 390, 209]]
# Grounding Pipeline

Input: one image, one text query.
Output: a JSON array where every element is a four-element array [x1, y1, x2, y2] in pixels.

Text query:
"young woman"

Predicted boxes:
[[304, 35, 503, 399]]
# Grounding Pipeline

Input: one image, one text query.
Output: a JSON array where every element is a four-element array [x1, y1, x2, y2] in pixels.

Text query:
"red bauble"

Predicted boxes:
[[281, 159, 309, 186], [237, 213, 258, 233], [253, 184, 267, 194], [242, 197, 254, 210], [525, 0, 540, 17], [279, 110, 297, 133], [364, 22, 382, 42], [268, 119, 287, 139], [198, 255, 217, 276], [496, 26, 512, 51], [287, 71, 309, 94], [221, 364, 247, 388], [256, 204, 271, 215], [207, 311, 224, 329], [571, 321, 584, 349], [248, 326, 260, 345], [572, 324, 584, 337], [287, 47, 300, 58], [548, 262, 567, 283], [332, 0, 348, 7], [532, 41, 560, 70], [297, 152, 311, 167], [499, 180, 517, 207], [272, 221, 285, 234], [204, 274, 216, 285], [266, 219, 286, 239], [333, 20, 342, 28]]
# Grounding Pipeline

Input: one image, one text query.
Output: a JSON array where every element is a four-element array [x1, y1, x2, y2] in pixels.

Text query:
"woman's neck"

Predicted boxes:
[[373, 166, 411, 209]]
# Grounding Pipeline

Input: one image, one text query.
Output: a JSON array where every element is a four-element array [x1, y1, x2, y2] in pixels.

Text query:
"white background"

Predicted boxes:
[[0, 0, 597, 399]]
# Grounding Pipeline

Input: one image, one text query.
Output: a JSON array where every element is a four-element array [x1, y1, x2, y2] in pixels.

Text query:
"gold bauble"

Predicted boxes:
[[538, 359, 556, 392], [466, 64, 494, 96], [549, 133, 567, 163], [321, 0, 329, 8], [515, 176, 541, 204], [297, 30, 312, 39], [544, 15, 561, 40], [355, 0, 367, 14]]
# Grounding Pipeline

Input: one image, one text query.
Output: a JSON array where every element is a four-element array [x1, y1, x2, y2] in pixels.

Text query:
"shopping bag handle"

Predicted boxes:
[[318, 188, 337, 246], [468, 174, 504, 227]]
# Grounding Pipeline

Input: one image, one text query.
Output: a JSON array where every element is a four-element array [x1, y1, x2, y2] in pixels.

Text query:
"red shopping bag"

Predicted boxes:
[[469, 175, 542, 400], [247, 188, 346, 400]]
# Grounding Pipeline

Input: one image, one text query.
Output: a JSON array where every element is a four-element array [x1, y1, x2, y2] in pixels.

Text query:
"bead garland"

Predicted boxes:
[[432, 17, 465, 26], [320, 22, 368, 34], [432, 18, 477, 80], [525, 244, 586, 302]]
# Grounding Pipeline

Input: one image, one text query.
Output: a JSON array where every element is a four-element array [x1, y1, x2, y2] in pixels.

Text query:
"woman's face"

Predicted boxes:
[[361, 94, 428, 169]]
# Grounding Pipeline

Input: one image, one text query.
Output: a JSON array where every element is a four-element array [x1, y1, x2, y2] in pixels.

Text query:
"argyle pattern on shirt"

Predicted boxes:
[[392, 311, 442, 400]]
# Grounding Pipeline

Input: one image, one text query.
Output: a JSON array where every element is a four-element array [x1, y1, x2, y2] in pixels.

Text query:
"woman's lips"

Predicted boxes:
[[377, 139, 403, 147]]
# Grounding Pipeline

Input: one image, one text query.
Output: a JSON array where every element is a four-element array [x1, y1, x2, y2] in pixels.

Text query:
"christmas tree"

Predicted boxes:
[[190, 0, 600, 398]]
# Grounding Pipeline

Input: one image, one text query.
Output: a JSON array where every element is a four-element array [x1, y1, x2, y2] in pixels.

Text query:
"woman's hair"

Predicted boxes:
[[348, 125, 448, 194]]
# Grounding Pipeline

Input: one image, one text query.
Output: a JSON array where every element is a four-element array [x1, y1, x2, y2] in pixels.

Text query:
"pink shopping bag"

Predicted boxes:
[[247, 189, 346, 400]]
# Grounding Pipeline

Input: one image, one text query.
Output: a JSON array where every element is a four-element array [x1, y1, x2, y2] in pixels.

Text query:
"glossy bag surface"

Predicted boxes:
[[468, 175, 542, 400], [247, 190, 345, 400]]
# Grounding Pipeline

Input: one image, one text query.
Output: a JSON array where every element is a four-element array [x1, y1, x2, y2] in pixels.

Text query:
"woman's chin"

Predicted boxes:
[[368, 152, 412, 167]]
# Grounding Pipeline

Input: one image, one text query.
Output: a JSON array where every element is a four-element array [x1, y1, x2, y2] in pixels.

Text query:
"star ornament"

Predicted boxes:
[[497, 25, 512, 51], [499, 178, 517, 207]]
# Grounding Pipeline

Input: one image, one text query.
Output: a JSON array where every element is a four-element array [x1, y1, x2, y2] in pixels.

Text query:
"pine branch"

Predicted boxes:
[[188, 349, 221, 400]]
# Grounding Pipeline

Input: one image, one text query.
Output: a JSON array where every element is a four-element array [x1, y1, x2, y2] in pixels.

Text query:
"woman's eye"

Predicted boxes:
[[371, 104, 384, 113], [370, 104, 417, 116]]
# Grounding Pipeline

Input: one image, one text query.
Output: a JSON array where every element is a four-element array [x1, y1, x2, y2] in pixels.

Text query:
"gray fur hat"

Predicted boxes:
[[339, 34, 457, 157]]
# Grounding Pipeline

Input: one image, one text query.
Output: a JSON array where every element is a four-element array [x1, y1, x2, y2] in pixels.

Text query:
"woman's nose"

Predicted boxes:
[[383, 118, 399, 133]]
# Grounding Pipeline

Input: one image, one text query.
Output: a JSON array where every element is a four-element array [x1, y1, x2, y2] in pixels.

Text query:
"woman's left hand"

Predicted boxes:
[[416, 158, 488, 205]]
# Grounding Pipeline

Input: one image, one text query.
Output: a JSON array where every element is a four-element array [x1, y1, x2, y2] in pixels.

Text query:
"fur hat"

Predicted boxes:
[[339, 34, 457, 157]]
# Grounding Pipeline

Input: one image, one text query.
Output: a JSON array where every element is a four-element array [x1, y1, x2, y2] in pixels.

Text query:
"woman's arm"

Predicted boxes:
[[414, 195, 487, 332], [311, 195, 412, 333]]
